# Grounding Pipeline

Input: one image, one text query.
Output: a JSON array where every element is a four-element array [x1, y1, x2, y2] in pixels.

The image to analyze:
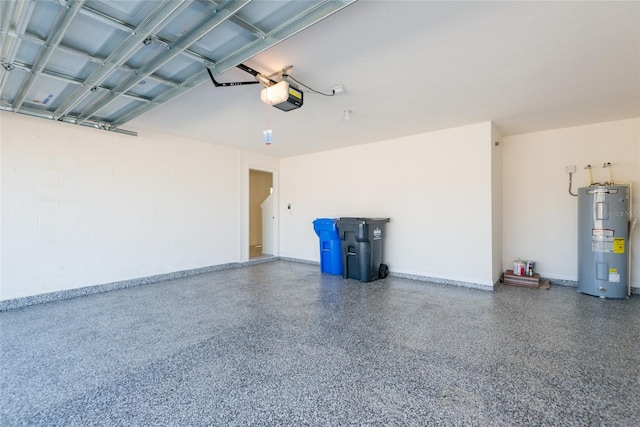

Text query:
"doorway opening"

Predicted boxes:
[[249, 169, 274, 259]]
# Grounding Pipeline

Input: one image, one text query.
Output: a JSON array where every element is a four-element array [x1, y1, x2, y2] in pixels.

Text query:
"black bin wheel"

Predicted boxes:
[[378, 264, 389, 279]]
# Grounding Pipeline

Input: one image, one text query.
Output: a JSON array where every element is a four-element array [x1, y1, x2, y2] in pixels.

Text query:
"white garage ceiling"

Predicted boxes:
[[2, 1, 639, 158]]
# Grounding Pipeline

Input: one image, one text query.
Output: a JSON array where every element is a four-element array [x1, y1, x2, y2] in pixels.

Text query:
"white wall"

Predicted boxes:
[[0, 112, 281, 301], [502, 118, 640, 289], [280, 122, 497, 287], [491, 124, 503, 283], [7, 111, 635, 300]]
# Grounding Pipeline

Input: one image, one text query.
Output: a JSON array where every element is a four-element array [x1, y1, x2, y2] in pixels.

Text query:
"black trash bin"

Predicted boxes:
[[337, 217, 390, 282]]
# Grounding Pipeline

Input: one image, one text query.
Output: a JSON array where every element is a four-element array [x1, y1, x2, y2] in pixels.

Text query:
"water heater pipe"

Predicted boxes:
[[603, 162, 614, 184], [585, 165, 594, 185]]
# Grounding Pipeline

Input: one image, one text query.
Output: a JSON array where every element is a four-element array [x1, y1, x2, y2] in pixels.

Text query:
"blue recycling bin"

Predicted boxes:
[[312, 218, 343, 275]]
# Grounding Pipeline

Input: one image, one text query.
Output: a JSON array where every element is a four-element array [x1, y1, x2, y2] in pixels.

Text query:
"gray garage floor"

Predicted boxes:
[[1, 260, 639, 426]]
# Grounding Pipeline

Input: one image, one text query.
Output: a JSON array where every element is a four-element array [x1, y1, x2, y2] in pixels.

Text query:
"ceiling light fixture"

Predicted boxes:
[[260, 80, 303, 112], [261, 81, 289, 105], [343, 109, 352, 121]]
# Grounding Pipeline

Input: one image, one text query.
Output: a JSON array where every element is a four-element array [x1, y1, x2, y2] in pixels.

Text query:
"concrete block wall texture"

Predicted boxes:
[[1, 113, 255, 300]]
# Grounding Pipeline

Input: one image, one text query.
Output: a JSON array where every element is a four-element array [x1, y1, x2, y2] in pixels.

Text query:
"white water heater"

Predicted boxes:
[[577, 185, 630, 298]]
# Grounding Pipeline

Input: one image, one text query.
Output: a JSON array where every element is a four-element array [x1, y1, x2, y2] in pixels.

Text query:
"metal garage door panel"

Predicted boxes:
[[155, 1, 212, 44], [155, 55, 200, 81], [83, 0, 162, 26], [122, 43, 166, 70], [128, 79, 173, 99], [24, 1, 62, 39], [0, 71, 28, 103], [44, 49, 97, 81], [92, 95, 145, 123], [68, 89, 110, 117], [22, 76, 72, 111], [61, 12, 129, 58], [12, 39, 41, 66], [190, 21, 256, 59]]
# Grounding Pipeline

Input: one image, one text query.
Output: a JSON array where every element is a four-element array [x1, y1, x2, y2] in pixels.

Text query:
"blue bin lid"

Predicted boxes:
[[313, 218, 338, 231], [313, 218, 337, 223]]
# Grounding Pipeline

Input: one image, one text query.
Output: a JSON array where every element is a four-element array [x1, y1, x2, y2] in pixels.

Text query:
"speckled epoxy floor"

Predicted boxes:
[[1, 261, 639, 426]]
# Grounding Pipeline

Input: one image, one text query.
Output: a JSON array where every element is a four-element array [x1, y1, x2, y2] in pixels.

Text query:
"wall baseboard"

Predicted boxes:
[[390, 271, 494, 292], [279, 258, 494, 291], [279, 257, 319, 266]]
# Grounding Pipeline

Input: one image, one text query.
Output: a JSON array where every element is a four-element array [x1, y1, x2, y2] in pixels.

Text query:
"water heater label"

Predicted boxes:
[[613, 238, 625, 254], [609, 268, 619, 282], [592, 229, 614, 237], [592, 229, 614, 252]]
